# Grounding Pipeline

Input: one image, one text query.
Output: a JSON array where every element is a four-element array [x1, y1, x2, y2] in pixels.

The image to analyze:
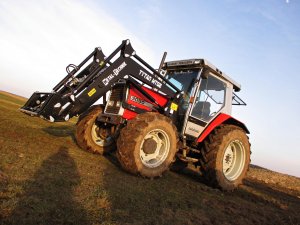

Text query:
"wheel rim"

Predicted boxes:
[[222, 140, 246, 181], [91, 123, 114, 147], [140, 129, 170, 168]]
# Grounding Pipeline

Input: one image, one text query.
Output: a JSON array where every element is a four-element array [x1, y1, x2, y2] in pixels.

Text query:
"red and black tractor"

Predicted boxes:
[[21, 39, 250, 190]]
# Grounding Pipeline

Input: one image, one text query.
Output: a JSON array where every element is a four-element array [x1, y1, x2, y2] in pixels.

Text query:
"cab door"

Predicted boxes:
[[183, 72, 227, 138]]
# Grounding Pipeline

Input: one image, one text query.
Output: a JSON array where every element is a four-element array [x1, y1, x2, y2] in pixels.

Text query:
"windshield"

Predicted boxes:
[[166, 70, 199, 95]]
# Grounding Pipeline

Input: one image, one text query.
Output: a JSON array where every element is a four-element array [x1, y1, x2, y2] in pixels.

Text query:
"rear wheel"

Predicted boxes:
[[117, 112, 178, 178], [200, 125, 250, 190], [75, 105, 115, 154]]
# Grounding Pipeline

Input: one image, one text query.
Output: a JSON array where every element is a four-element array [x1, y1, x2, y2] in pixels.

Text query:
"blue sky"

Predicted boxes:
[[0, 0, 299, 176]]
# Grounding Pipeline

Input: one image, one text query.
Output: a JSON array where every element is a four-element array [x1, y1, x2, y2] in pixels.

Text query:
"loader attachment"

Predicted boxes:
[[20, 92, 68, 121], [20, 42, 107, 122], [20, 39, 181, 122]]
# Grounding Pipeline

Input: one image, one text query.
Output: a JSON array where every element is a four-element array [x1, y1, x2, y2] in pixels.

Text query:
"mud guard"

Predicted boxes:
[[197, 113, 250, 143]]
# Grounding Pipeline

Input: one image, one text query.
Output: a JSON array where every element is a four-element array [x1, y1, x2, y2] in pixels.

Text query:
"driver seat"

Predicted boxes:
[[193, 101, 211, 120]]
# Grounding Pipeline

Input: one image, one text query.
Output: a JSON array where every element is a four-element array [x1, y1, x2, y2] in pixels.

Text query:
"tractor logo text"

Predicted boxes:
[[102, 62, 127, 86], [139, 70, 162, 89], [188, 127, 199, 133], [130, 96, 145, 105]]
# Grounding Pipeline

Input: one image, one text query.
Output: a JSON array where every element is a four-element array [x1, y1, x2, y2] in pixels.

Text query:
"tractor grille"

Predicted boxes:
[[105, 85, 125, 114]]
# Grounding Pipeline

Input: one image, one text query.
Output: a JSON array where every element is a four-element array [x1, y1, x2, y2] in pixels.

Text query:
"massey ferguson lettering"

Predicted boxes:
[[130, 96, 145, 105], [102, 62, 127, 86], [139, 70, 162, 89], [130, 95, 153, 109]]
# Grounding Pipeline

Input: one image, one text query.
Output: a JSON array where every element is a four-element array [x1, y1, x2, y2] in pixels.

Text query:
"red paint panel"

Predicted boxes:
[[122, 109, 137, 120], [127, 87, 152, 111], [123, 85, 168, 121], [141, 86, 168, 107], [197, 113, 231, 143]]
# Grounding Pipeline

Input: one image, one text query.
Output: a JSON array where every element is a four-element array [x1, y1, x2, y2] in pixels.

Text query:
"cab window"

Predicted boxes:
[[191, 74, 226, 121]]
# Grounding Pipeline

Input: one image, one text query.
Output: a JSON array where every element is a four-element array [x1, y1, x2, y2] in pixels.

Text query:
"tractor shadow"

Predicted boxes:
[[2, 147, 90, 225], [43, 125, 76, 143], [100, 154, 300, 224], [104, 150, 121, 168], [170, 161, 205, 179]]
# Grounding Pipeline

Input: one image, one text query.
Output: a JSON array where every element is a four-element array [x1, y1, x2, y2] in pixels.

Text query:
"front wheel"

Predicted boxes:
[[117, 112, 178, 178], [75, 105, 116, 154], [200, 125, 250, 191]]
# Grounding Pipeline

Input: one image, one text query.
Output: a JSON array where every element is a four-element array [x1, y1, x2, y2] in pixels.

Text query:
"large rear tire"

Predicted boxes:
[[117, 112, 178, 178], [75, 105, 115, 154], [200, 125, 250, 191]]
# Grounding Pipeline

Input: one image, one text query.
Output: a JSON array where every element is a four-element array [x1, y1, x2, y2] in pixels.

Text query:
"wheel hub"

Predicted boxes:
[[224, 154, 232, 164], [91, 123, 114, 147], [222, 140, 246, 181], [98, 127, 109, 139], [140, 129, 170, 168], [142, 138, 157, 154]]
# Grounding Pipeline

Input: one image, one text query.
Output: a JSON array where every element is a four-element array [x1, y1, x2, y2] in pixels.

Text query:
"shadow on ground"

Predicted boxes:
[[43, 125, 75, 138], [100, 153, 300, 225], [2, 147, 90, 225], [42, 125, 77, 145]]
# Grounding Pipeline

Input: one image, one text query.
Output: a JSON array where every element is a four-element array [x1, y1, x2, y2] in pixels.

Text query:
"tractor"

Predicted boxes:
[[21, 40, 250, 190]]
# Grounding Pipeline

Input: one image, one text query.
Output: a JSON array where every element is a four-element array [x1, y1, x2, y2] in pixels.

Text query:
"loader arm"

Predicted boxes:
[[21, 40, 181, 122]]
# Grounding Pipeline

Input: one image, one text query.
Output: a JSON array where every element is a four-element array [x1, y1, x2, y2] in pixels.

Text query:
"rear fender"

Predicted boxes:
[[197, 113, 249, 143]]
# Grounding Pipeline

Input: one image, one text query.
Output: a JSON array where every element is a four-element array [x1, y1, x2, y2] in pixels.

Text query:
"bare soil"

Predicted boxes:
[[0, 91, 299, 225]]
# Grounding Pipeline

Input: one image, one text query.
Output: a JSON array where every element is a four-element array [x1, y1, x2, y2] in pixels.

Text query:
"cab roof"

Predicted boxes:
[[163, 58, 241, 92]]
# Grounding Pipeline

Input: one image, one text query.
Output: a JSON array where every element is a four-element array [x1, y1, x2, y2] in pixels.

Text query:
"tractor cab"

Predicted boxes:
[[163, 59, 246, 138]]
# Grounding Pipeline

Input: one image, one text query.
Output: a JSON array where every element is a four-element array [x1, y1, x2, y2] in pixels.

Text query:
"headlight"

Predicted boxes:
[[108, 100, 114, 106], [116, 101, 121, 107]]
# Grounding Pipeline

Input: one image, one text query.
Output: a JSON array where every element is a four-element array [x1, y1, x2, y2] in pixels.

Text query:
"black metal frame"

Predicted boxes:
[[232, 92, 247, 106], [21, 40, 181, 122]]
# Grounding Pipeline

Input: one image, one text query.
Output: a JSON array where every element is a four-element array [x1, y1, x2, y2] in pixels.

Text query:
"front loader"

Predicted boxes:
[[21, 39, 250, 190]]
